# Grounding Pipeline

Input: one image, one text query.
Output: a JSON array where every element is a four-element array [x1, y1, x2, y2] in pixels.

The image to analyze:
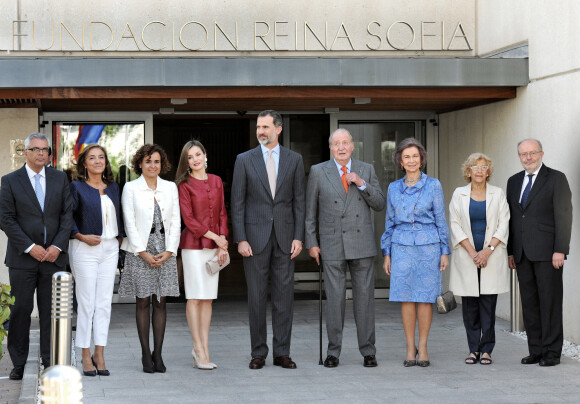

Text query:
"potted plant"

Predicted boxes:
[[0, 283, 15, 360]]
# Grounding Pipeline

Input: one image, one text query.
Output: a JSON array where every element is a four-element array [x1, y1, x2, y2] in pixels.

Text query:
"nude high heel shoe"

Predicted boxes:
[[192, 349, 213, 370]]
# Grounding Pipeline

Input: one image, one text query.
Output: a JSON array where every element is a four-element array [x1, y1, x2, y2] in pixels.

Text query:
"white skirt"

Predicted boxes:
[[182, 248, 219, 299]]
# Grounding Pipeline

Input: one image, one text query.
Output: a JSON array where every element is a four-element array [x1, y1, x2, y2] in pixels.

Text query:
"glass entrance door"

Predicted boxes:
[[338, 121, 425, 296]]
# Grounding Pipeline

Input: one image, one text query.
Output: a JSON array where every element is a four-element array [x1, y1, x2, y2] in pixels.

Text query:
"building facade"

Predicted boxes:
[[0, 1, 577, 342]]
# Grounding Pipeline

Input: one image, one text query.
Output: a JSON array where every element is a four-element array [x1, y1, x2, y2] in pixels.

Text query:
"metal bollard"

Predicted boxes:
[[40, 365, 83, 404], [51, 272, 74, 367], [510, 270, 525, 332]]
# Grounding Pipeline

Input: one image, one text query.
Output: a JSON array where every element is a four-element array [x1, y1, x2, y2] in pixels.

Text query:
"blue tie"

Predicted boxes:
[[34, 174, 45, 211], [35, 173, 46, 244], [520, 174, 534, 208]]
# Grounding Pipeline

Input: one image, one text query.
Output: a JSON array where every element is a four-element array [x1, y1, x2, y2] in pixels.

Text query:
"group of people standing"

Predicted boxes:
[[0, 110, 571, 381]]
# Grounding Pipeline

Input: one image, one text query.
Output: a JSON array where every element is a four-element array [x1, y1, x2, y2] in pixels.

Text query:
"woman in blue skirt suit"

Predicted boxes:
[[381, 138, 450, 368]]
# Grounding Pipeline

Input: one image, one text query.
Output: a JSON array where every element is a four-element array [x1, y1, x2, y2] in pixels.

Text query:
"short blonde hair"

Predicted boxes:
[[461, 153, 493, 183]]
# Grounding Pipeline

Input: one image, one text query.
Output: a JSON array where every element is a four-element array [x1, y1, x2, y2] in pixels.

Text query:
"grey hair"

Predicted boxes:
[[328, 128, 353, 145], [517, 138, 543, 151], [24, 132, 51, 149], [258, 110, 283, 128]]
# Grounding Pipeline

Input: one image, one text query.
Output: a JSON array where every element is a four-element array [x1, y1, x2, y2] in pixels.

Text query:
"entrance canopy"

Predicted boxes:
[[0, 57, 528, 113]]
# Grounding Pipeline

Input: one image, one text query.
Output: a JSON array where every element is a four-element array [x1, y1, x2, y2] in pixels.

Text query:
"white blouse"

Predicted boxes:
[[101, 194, 118, 239]]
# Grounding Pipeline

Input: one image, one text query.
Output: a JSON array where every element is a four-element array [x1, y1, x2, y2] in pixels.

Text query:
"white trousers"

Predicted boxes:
[[69, 238, 119, 348]]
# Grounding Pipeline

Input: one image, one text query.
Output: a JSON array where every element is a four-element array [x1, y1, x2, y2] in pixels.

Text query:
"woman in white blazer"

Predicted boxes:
[[119, 144, 181, 374], [449, 153, 510, 366]]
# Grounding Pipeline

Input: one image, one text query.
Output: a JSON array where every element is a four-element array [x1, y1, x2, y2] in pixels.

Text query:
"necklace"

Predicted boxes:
[[404, 173, 421, 185], [87, 180, 105, 190]]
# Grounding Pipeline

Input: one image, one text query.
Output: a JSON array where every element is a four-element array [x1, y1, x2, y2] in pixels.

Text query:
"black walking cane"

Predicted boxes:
[[318, 257, 323, 365]]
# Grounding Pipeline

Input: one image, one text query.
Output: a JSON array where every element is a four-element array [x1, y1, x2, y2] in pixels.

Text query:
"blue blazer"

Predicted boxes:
[[381, 173, 450, 256], [70, 181, 125, 238]]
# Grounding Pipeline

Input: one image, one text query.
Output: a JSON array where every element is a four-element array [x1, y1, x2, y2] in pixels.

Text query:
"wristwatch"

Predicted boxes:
[[488, 245, 495, 252]]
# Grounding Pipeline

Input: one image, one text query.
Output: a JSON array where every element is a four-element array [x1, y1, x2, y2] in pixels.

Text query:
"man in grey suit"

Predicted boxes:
[[0, 133, 73, 380], [305, 128, 385, 368], [231, 110, 305, 370]]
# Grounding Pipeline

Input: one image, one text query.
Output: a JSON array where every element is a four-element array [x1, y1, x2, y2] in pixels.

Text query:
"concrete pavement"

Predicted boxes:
[[12, 299, 580, 403]]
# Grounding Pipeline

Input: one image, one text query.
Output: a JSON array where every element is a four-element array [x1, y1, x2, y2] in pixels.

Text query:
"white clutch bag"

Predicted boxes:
[[205, 252, 230, 275]]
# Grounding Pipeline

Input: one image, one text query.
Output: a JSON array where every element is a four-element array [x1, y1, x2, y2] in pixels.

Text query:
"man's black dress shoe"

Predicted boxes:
[[521, 354, 542, 365], [9, 366, 24, 380], [249, 356, 265, 369], [323, 355, 339, 368], [363, 355, 378, 367], [539, 357, 560, 367], [273, 355, 297, 369]]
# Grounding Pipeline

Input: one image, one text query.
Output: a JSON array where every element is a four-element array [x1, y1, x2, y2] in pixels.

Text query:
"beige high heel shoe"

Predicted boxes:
[[192, 349, 214, 370]]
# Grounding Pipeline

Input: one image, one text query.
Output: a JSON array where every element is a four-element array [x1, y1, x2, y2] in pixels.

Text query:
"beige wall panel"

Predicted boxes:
[[440, 72, 580, 343], [477, 0, 579, 79], [0, 108, 39, 286]]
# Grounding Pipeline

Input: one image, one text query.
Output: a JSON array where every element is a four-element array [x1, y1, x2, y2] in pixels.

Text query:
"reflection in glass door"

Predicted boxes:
[[339, 121, 425, 296]]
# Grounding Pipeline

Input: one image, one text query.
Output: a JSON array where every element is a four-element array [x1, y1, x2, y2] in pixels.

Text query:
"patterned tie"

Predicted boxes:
[[266, 150, 276, 198], [35, 173, 45, 211], [520, 174, 534, 208], [341, 166, 349, 194]]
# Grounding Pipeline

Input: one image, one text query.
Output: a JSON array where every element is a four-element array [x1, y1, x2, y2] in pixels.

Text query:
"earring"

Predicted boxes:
[[205, 157, 208, 169], [187, 167, 191, 174]]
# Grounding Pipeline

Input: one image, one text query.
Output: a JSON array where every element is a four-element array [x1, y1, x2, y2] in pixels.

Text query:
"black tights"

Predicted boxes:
[[136, 295, 166, 368]]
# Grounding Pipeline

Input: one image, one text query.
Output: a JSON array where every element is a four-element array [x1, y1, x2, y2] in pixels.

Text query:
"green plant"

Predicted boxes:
[[0, 284, 15, 361]]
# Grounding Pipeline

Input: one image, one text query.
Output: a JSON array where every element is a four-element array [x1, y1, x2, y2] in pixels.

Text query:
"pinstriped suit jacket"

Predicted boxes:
[[305, 159, 385, 260], [231, 145, 305, 255]]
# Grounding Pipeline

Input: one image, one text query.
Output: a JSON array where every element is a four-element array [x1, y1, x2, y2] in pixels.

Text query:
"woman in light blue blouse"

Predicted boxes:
[[381, 138, 450, 368]]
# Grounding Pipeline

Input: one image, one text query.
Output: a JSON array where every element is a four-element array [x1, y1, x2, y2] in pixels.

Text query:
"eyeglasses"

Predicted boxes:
[[27, 147, 50, 154], [518, 151, 542, 158], [470, 166, 489, 171]]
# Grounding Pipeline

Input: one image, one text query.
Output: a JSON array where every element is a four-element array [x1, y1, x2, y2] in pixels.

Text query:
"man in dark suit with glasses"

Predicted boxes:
[[506, 138, 572, 367], [0, 132, 73, 379]]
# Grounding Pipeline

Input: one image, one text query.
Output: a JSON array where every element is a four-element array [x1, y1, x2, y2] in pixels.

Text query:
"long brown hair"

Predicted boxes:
[[175, 140, 207, 185], [74, 144, 115, 184]]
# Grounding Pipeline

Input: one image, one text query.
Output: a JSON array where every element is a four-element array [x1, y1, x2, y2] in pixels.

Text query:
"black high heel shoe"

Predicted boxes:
[[142, 353, 155, 374], [82, 359, 97, 377], [152, 351, 166, 373], [403, 347, 418, 367], [92, 356, 110, 376]]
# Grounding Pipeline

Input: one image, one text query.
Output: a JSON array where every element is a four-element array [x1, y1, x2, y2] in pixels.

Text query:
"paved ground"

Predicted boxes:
[[6, 299, 580, 403], [0, 347, 21, 404]]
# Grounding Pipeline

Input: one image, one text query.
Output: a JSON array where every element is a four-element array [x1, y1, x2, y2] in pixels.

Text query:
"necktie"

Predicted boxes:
[[35, 173, 46, 244], [35, 173, 45, 211], [266, 150, 276, 198], [520, 174, 534, 208], [341, 166, 349, 194]]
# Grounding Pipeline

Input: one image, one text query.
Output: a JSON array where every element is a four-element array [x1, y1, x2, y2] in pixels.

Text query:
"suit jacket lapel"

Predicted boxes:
[[345, 160, 365, 209], [275, 146, 290, 197], [44, 168, 57, 210], [523, 164, 548, 209], [17, 166, 43, 212], [513, 171, 525, 212], [323, 160, 347, 201], [250, 146, 273, 199]]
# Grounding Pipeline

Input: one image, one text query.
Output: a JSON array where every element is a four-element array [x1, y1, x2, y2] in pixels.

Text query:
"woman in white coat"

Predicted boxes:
[[449, 153, 510, 366], [119, 144, 181, 373]]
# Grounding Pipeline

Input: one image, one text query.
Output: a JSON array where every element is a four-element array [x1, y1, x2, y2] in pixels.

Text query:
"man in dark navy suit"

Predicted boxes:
[[506, 139, 572, 367], [0, 133, 73, 379]]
